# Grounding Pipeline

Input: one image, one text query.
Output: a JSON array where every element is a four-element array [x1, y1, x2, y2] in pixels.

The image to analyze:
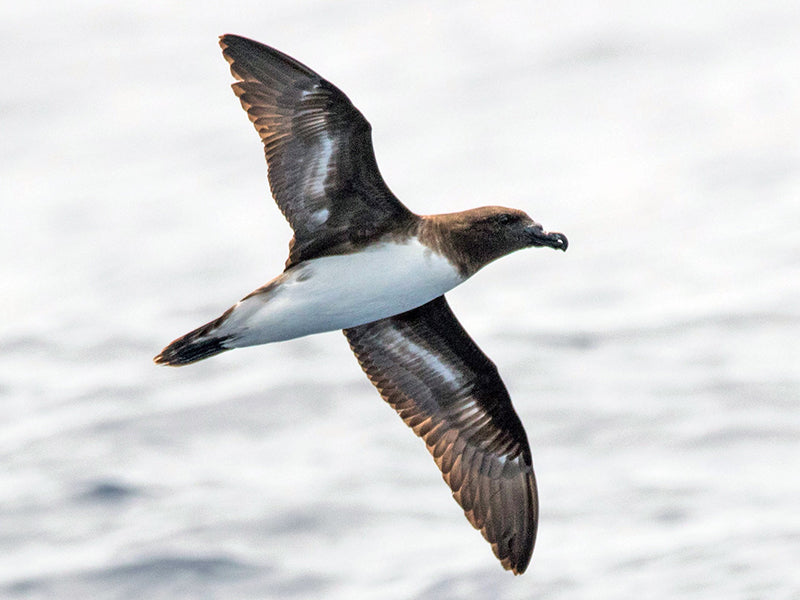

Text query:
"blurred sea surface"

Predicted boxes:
[[1, 1, 798, 598]]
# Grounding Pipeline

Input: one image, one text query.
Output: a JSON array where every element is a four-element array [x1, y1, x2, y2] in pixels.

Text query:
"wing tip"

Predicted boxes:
[[507, 554, 532, 576], [494, 509, 536, 574], [506, 525, 536, 575], [218, 33, 248, 50], [217, 34, 320, 83], [218, 34, 240, 73]]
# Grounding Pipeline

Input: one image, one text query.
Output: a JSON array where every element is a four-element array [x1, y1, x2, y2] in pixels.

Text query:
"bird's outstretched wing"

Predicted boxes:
[[344, 296, 538, 574], [219, 34, 416, 267]]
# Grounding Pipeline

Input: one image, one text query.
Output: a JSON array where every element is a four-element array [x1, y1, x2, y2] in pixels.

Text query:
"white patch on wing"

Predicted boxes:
[[397, 336, 462, 387], [458, 399, 481, 418], [223, 240, 467, 347], [310, 207, 330, 226], [305, 133, 334, 199]]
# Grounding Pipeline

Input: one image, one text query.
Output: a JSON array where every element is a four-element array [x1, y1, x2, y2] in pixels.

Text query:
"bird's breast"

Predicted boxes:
[[230, 239, 466, 346]]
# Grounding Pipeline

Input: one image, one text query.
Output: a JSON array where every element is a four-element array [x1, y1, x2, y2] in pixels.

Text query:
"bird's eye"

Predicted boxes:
[[496, 214, 512, 225]]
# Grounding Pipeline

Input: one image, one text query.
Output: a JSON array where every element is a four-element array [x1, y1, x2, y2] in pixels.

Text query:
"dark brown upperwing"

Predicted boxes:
[[219, 35, 416, 267], [343, 296, 538, 574]]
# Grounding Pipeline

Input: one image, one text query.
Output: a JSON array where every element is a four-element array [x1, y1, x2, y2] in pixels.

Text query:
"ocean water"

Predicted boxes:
[[1, 1, 798, 598]]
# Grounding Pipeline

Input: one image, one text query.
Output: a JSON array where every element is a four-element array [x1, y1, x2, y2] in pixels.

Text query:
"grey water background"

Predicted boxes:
[[2, 1, 799, 598]]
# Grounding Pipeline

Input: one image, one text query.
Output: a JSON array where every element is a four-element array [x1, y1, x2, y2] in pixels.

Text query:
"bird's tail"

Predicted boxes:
[[154, 307, 235, 366]]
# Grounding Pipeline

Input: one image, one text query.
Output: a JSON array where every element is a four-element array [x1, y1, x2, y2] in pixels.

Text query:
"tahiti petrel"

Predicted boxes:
[[156, 34, 568, 574]]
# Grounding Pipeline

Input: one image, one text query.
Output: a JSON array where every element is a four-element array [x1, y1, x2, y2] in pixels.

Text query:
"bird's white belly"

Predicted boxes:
[[226, 240, 464, 347]]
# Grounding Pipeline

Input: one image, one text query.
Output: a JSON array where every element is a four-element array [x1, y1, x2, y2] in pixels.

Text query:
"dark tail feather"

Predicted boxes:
[[154, 309, 233, 366]]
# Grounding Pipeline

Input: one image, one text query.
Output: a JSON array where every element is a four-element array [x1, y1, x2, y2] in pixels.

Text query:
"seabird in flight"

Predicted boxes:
[[155, 34, 568, 575]]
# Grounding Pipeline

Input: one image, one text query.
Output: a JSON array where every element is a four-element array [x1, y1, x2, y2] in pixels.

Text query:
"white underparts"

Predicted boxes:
[[216, 240, 465, 348]]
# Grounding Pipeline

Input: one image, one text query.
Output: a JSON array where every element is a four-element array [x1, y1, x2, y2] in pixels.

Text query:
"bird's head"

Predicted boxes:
[[427, 206, 567, 277], [471, 206, 568, 251]]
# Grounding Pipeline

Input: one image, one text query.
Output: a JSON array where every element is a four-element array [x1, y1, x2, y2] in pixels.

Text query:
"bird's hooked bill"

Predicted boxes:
[[527, 225, 568, 251]]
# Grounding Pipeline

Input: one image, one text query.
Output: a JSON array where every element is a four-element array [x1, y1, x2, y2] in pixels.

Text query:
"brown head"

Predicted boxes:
[[421, 206, 568, 278]]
